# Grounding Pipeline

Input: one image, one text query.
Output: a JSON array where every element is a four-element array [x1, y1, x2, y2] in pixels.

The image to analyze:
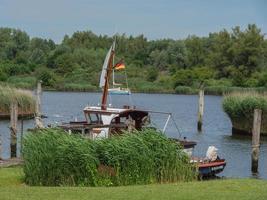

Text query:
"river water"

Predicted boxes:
[[1, 92, 267, 179]]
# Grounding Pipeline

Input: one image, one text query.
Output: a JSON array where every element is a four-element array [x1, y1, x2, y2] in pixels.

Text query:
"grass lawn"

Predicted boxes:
[[0, 167, 267, 200]]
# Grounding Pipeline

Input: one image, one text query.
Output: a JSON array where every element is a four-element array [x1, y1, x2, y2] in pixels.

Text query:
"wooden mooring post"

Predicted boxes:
[[0, 135, 2, 159], [251, 109, 262, 173], [10, 101, 18, 158], [197, 89, 204, 132], [20, 118, 24, 155], [35, 81, 44, 128]]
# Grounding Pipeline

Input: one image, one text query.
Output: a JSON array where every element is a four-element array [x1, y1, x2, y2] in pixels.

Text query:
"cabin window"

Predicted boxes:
[[88, 113, 102, 124], [120, 117, 127, 123]]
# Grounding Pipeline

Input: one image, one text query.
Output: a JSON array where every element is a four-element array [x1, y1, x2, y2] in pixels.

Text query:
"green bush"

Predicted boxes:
[[129, 78, 169, 93], [156, 75, 174, 91], [204, 79, 232, 87], [175, 86, 197, 94], [146, 67, 159, 82], [173, 69, 195, 87], [7, 76, 37, 89], [22, 128, 196, 186], [2, 63, 31, 76], [58, 83, 98, 92], [0, 68, 8, 81], [35, 67, 57, 87]]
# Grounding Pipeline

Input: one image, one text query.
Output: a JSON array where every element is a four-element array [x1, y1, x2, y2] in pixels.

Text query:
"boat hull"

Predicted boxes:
[[198, 159, 226, 177], [108, 89, 131, 95]]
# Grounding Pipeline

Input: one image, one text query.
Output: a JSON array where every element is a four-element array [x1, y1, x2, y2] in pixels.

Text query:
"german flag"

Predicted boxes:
[[114, 59, 125, 70]]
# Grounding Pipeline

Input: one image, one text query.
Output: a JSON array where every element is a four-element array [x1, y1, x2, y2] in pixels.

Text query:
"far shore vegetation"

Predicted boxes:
[[0, 24, 267, 95]]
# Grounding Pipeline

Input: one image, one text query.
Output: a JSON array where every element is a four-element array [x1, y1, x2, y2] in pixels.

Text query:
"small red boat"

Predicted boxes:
[[191, 158, 226, 177]]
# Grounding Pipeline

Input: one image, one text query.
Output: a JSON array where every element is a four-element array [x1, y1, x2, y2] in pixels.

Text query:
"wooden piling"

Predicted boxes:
[[20, 118, 24, 154], [0, 135, 2, 159], [35, 81, 44, 128], [251, 109, 262, 173], [197, 89, 204, 132], [10, 101, 18, 158]]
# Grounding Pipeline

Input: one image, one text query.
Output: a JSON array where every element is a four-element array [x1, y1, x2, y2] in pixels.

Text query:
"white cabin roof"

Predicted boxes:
[[83, 106, 128, 114]]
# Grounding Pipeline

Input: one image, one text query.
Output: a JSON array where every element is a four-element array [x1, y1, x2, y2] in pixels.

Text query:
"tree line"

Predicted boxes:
[[0, 24, 266, 92]]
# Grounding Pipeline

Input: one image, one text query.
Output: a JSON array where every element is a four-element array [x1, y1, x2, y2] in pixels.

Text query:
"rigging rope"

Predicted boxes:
[[124, 67, 134, 107], [170, 114, 182, 138]]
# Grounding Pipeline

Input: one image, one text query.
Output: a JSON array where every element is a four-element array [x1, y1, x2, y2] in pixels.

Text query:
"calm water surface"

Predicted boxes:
[[1, 92, 267, 179]]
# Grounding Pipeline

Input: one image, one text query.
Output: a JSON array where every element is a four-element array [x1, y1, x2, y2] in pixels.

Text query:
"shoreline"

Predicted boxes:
[[37, 86, 267, 96], [2, 82, 267, 95]]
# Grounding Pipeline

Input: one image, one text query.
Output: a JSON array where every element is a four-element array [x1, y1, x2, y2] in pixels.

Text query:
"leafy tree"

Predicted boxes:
[[146, 67, 159, 82], [167, 40, 188, 75], [229, 24, 265, 75], [185, 35, 205, 67], [149, 49, 169, 70], [205, 30, 232, 78], [0, 24, 266, 91]]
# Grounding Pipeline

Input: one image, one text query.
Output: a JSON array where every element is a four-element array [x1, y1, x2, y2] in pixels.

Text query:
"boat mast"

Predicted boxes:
[[112, 67, 115, 88], [101, 45, 115, 110]]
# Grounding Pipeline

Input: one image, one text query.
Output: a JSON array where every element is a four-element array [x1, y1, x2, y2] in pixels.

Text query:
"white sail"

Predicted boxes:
[[99, 42, 115, 88]]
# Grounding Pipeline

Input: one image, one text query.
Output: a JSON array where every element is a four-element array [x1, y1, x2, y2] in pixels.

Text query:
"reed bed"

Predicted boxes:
[[173, 86, 267, 95], [205, 86, 267, 96], [175, 86, 198, 95], [22, 128, 197, 186], [222, 91, 267, 119], [0, 85, 36, 113]]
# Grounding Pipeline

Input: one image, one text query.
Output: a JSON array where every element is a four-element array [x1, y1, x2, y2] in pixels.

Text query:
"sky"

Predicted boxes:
[[0, 0, 266, 43]]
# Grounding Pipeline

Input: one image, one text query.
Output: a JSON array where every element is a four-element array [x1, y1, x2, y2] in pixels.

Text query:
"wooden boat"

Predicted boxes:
[[170, 137, 197, 157], [190, 148, 226, 177], [60, 106, 150, 138], [59, 40, 226, 177], [197, 159, 226, 177], [60, 41, 150, 138]]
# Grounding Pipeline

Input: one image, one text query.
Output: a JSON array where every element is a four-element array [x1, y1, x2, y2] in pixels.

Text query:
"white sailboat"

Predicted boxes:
[[106, 41, 131, 95], [108, 68, 131, 95]]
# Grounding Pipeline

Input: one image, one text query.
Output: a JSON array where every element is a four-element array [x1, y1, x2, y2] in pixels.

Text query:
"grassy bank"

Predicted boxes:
[[222, 92, 267, 119], [222, 92, 267, 135], [0, 85, 35, 116], [0, 167, 267, 200]]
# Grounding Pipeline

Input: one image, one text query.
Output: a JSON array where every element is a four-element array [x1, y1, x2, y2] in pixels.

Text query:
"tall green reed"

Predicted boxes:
[[0, 84, 35, 113], [22, 128, 197, 186], [222, 91, 267, 119]]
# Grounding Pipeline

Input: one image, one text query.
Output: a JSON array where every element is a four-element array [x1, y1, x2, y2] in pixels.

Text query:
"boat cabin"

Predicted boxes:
[[59, 105, 149, 139]]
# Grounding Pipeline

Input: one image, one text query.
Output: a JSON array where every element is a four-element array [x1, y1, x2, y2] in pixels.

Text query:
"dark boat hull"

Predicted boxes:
[[169, 138, 197, 149], [198, 159, 226, 177]]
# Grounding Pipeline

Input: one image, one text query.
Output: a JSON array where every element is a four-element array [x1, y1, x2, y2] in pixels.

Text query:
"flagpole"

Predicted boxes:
[[112, 68, 115, 88]]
